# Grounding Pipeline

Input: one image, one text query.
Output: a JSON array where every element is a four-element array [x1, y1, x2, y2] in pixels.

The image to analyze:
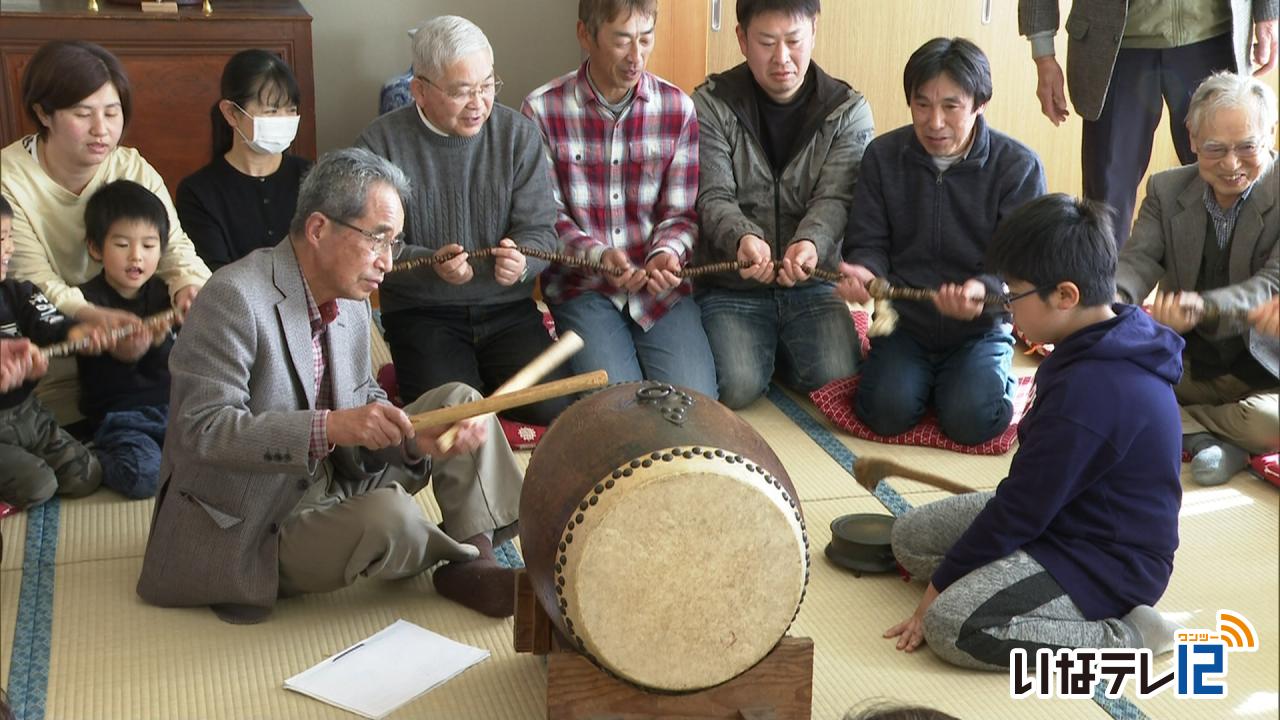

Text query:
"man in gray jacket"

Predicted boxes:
[[1019, 0, 1277, 247], [137, 149, 525, 623], [693, 0, 872, 409], [1117, 72, 1279, 486]]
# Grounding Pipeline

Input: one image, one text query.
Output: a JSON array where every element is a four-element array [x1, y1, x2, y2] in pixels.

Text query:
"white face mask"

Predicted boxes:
[[231, 103, 299, 155]]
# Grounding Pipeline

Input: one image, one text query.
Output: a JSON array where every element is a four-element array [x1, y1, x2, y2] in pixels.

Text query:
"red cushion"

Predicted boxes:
[[376, 363, 403, 407], [500, 417, 547, 450], [809, 374, 1036, 456], [1249, 453, 1279, 487], [0, 502, 17, 519], [1013, 324, 1053, 357], [850, 309, 872, 359]]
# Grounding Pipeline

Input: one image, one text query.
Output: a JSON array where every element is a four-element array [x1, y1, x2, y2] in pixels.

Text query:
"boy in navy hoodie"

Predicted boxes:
[[884, 193, 1185, 671]]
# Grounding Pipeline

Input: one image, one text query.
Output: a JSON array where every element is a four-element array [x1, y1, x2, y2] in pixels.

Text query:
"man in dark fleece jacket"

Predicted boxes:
[[839, 38, 1046, 445], [884, 194, 1184, 671]]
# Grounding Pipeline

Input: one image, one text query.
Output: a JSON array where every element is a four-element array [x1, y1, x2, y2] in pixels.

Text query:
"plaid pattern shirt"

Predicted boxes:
[[303, 277, 340, 460], [1203, 183, 1254, 250], [522, 63, 699, 331]]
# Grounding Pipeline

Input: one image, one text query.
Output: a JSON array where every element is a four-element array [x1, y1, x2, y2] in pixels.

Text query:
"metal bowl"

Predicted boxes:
[[825, 513, 897, 574]]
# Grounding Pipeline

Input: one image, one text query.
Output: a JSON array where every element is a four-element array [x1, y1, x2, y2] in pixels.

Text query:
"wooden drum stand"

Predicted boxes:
[[513, 571, 815, 720]]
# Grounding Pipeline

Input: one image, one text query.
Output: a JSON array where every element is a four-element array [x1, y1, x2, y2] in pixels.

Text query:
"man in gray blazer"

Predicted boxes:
[[1117, 73, 1279, 487], [137, 148, 524, 623], [1019, 0, 1278, 247]]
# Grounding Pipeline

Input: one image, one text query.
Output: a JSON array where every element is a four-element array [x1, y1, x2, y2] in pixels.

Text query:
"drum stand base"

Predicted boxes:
[[514, 571, 815, 720]]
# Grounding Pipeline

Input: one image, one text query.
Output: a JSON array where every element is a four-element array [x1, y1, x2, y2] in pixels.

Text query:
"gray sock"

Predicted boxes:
[[1182, 432, 1217, 456], [1122, 604, 1178, 655], [1190, 442, 1250, 486]]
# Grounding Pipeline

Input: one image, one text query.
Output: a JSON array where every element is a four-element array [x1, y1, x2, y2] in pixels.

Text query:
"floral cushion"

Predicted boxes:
[[810, 374, 1036, 456]]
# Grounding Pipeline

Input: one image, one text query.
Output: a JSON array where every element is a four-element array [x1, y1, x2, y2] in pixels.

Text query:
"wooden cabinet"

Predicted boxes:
[[0, 0, 316, 196]]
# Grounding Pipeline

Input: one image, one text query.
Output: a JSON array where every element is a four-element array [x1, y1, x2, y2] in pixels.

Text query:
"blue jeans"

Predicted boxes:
[[855, 328, 1015, 445], [381, 299, 570, 425], [94, 403, 167, 499], [698, 284, 859, 409], [549, 292, 718, 398]]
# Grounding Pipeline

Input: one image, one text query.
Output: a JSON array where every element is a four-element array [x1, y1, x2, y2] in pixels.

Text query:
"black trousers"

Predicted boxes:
[[381, 298, 572, 426], [1082, 33, 1235, 248]]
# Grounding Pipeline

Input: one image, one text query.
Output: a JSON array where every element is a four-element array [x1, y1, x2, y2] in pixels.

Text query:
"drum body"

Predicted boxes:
[[520, 382, 809, 692]]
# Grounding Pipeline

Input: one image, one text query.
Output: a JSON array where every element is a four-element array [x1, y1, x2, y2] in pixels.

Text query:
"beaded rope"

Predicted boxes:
[[40, 308, 180, 359], [389, 245, 842, 283]]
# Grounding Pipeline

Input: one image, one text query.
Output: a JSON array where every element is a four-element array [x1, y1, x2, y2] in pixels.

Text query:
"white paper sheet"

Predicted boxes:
[[284, 619, 490, 719]]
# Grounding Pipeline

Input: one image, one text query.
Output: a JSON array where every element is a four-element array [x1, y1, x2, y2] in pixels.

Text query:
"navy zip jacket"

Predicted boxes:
[[843, 116, 1046, 351], [931, 305, 1185, 620]]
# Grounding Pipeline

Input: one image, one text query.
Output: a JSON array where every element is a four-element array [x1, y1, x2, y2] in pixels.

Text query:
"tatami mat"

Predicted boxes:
[[2, 361, 1276, 719], [1, 514, 29, 572], [800, 495, 1109, 719], [1, 568, 19, 688]]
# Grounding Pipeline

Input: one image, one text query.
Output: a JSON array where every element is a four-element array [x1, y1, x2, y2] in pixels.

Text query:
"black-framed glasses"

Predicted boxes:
[[326, 215, 405, 259], [1197, 139, 1264, 161], [1001, 284, 1053, 309], [416, 75, 503, 103]]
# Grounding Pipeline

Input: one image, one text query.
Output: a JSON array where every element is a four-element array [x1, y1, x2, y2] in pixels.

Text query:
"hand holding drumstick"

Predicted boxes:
[[435, 331, 587, 452]]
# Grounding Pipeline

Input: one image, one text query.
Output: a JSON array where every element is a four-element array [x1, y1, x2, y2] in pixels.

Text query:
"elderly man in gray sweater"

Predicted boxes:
[[355, 15, 569, 425]]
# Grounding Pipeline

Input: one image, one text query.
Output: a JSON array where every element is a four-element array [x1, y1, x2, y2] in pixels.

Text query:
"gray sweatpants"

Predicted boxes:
[[892, 491, 1137, 671], [0, 393, 101, 508]]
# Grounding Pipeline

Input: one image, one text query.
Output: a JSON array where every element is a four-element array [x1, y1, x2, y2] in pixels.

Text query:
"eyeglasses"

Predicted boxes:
[[1001, 285, 1052, 309], [417, 75, 503, 103], [325, 215, 405, 259], [1198, 140, 1263, 161]]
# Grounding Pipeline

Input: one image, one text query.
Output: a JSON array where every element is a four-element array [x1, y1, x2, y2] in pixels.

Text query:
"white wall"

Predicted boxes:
[[303, 0, 581, 152]]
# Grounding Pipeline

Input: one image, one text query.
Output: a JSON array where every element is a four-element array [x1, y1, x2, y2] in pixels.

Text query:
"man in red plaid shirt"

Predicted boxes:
[[521, 0, 717, 398]]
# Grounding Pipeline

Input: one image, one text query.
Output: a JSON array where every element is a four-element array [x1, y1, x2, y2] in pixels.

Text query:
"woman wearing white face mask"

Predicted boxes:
[[0, 40, 211, 426], [177, 49, 312, 271]]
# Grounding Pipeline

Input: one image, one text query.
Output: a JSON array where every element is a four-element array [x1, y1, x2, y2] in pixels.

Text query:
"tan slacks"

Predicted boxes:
[[1176, 371, 1279, 455], [276, 382, 523, 596]]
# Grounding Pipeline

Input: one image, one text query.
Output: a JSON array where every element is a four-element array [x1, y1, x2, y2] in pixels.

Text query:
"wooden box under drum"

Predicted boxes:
[[517, 382, 814, 717]]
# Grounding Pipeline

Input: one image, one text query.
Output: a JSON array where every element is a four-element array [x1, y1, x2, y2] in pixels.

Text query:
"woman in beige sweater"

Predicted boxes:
[[0, 40, 210, 423]]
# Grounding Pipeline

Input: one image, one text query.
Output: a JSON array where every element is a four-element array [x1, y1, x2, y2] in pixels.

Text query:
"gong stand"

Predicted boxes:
[[513, 571, 814, 720]]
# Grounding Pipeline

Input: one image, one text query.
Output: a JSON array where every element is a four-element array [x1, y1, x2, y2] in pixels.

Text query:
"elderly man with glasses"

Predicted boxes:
[[1117, 71, 1279, 487], [137, 148, 527, 623], [355, 15, 570, 426]]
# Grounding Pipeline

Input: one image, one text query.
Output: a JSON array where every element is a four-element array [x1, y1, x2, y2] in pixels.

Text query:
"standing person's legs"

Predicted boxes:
[[934, 330, 1016, 446], [854, 330, 935, 437], [381, 306, 483, 406], [776, 282, 860, 392], [631, 295, 719, 399], [549, 292, 645, 385], [697, 288, 778, 408], [1161, 33, 1238, 164], [1082, 48, 1163, 248], [473, 299, 571, 425], [93, 404, 168, 499]]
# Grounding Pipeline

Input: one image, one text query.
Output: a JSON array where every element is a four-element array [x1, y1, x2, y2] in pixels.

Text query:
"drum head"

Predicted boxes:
[[557, 452, 807, 691]]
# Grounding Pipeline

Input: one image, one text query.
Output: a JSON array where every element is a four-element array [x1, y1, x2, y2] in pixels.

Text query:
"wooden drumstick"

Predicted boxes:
[[39, 308, 179, 359], [435, 331, 585, 451], [409, 370, 608, 433], [853, 456, 976, 496]]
